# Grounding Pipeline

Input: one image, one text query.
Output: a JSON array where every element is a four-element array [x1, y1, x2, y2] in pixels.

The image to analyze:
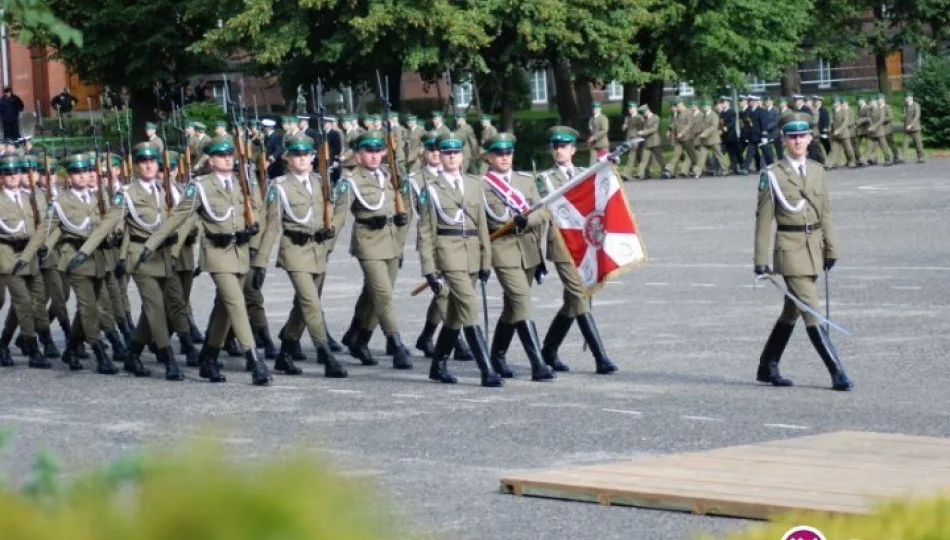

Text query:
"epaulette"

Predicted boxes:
[[515, 171, 533, 178], [273, 175, 286, 184], [806, 158, 824, 169]]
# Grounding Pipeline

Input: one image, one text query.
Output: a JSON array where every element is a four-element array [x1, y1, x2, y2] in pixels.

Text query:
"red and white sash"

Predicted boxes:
[[483, 172, 530, 213]]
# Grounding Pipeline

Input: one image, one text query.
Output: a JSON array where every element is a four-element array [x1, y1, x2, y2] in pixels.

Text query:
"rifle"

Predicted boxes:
[[231, 108, 256, 227], [160, 123, 174, 211], [106, 142, 120, 199], [26, 155, 40, 228], [375, 70, 407, 220], [125, 110, 134, 176], [444, 68, 457, 118], [90, 106, 107, 217], [313, 79, 332, 229]]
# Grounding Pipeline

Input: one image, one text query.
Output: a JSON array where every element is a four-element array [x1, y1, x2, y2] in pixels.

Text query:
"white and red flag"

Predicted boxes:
[[545, 158, 647, 291]]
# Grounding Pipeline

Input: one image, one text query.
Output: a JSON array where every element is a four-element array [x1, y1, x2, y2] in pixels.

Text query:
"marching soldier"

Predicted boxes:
[[481, 132, 555, 382], [453, 113, 479, 173], [636, 104, 664, 179], [620, 102, 643, 181], [902, 92, 926, 163], [140, 134, 272, 386], [866, 94, 892, 166], [815, 96, 831, 158], [537, 127, 618, 375], [693, 100, 727, 177], [763, 96, 782, 163], [145, 122, 165, 153], [416, 132, 502, 386], [478, 114, 497, 175], [829, 96, 856, 168], [880, 93, 901, 164], [753, 113, 852, 392], [251, 132, 348, 378], [663, 98, 695, 178], [430, 111, 450, 136], [404, 115, 425, 173], [718, 96, 741, 173], [587, 101, 609, 166], [855, 96, 871, 164]]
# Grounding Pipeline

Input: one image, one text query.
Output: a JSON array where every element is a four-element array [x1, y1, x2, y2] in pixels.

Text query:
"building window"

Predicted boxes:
[[817, 58, 832, 89], [677, 81, 695, 97], [454, 82, 472, 109], [749, 75, 766, 92], [606, 81, 623, 101], [531, 70, 548, 104]]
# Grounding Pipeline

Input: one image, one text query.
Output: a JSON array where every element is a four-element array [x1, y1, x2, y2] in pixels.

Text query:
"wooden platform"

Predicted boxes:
[[500, 431, 950, 520]]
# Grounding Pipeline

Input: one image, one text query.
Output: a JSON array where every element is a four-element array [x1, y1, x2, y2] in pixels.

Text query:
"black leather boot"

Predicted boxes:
[[225, 331, 243, 357], [340, 316, 360, 349], [75, 341, 90, 359], [428, 327, 458, 384], [188, 313, 204, 343], [277, 327, 307, 361], [118, 318, 134, 348], [576, 314, 618, 374], [387, 334, 413, 370], [178, 332, 199, 367], [325, 323, 343, 353], [806, 326, 853, 391], [515, 322, 556, 381], [257, 328, 277, 359], [158, 347, 184, 381], [0, 328, 16, 364], [385, 334, 412, 357], [317, 344, 348, 378], [756, 321, 794, 386], [541, 314, 572, 372], [91, 342, 119, 375], [124, 341, 152, 377], [452, 333, 474, 361], [349, 328, 377, 366], [147, 339, 159, 357], [489, 320, 516, 378], [38, 329, 60, 359], [463, 326, 503, 388], [274, 339, 303, 375], [0, 346, 13, 367], [415, 322, 438, 357], [60, 334, 84, 371], [245, 348, 272, 386], [104, 329, 129, 363], [25, 336, 51, 369], [14, 333, 26, 356], [198, 344, 225, 383]]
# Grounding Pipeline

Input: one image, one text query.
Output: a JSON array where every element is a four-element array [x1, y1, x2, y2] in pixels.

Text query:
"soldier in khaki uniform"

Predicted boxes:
[[753, 114, 852, 392], [865, 95, 892, 165], [902, 92, 925, 163], [430, 111, 450, 137], [587, 101, 610, 166], [482, 133, 555, 382], [252, 133, 348, 378], [453, 113, 479, 174], [663, 99, 695, 178], [880, 93, 901, 164], [417, 132, 502, 386], [335, 130, 413, 369], [189, 122, 212, 175], [478, 114, 497, 175], [36, 158, 74, 353], [620, 102, 644, 180], [855, 96, 872, 164], [145, 122, 165, 153], [48, 155, 121, 373], [0, 155, 50, 368], [404, 115, 426, 173], [82, 143, 180, 380], [141, 135, 272, 386], [829, 96, 856, 168], [693, 100, 728, 177], [537, 127, 618, 375], [635, 104, 664, 179]]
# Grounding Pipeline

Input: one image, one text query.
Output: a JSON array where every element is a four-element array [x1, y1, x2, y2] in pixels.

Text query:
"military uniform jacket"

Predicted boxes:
[[44, 189, 108, 278], [457, 124, 479, 162], [638, 114, 661, 148], [143, 173, 256, 275], [538, 166, 577, 264], [720, 108, 738, 142], [406, 126, 426, 163], [904, 102, 921, 132], [589, 114, 610, 150], [338, 167, 405, 261], [417, 171, 491, 277], [37, 187, 59, 269], [818, 107, 831, 138], [84, 179, 173, 278], [483, 170, 545, 270], [697, 110, 721, 146], [867, 104, 884, 137], [764, 107, 780, 140], [479, 125, 498, 153], [149, 134, 165, 153], [622, 114, 644, 138], [254, 171, 346, 274], [857, 105, 872, 135], [406, 167, 440, 250], [754, 158, 838, 277], [881, 104, 893, 135], [0, 188, 46, 275], [673, 111, 693, 142], [832, 107, 851, 139], [168, 182, 200, 272], [689, 110, 704, 143]]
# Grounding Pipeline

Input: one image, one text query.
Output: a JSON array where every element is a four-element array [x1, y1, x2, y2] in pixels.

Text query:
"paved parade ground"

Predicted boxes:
[[2, 161, 949, 539]]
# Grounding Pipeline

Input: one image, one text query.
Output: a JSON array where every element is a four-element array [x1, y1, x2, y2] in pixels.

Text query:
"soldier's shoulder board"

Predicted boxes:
[[267, 186, 279, 203], [273, 175, 287, 184], [806, 158, 824, 169], [758, 171, 770, 192]]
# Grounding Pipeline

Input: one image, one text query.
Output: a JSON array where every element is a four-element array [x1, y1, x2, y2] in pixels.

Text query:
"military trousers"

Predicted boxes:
[[854, 135, 867, 162], [131, 274, 172, 349], [357, 258, 400, 335], [777, 275, 821, 328], [902, 131, 925, 161], [282, 272, 327, 341], [622, 143, 641, 176], [244, 273, 268, 332], [553, 261, 590, 319], [67, 274, 104, 345], [44, 268, 69, 324], [885, 133, 900, 160], [426, 287, 449, 326], [101, 272, 123, 330], [694, 144, 728, 176], [807, 139, 827, 164], [164, 270, 194, 335], [637, 146, 665, 178], [495, 265, 536, 324], [665, 141, 695, 175], [205, 272, 255, 351], [287, 271, 331, 345], [118, 272, 131, 315], [2, 270, 51, 336], [830, 137, 856, 167], [866, 136, 891, 163], [0, 274, 38, 337], [442, 271, 479, 329]]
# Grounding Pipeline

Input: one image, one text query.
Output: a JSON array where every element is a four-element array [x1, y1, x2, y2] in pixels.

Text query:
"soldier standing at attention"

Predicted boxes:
[[763, 96, 782, 163], [587, 101, 610, 166], [635, 104, 665, 179], [335, 131, 412, 370], [754, 113, 852, 392], [620, 102, 643, 181], [416, 132, 502, 387], [478, 114, 497, 175], [404, 115, 426, 173], [251, 133, 348, 378], [718, 97, 741, 173], [815, 96, 832, 158], [482, 133, 556, 382], [454, 113, 479, 174], [902, 92, 925, 163], [431, 111, 450, 137], [537, 127, 618, 375], [141, 135, 272, 386]]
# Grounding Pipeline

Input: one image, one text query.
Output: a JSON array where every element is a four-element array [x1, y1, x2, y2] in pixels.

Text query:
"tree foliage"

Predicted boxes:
[[1, 0, 81, 46], [905, 56, 950, 147]]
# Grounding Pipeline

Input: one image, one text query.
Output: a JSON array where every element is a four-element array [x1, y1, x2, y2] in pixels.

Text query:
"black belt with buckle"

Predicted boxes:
[[205, 229, 251, 248], [437, 229, 476, 238], [777, 223, 822, 233], [283, 229, 328, 246], [130, 232, 179, 247], [355, 215, 393, 230], [184, 230, 198, 246], [0, 237, 29, 252]]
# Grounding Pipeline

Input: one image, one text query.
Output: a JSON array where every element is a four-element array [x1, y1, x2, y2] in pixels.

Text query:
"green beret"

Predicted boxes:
[[546, 125, 579, 145], [144, 122, 157, 130], [354, 130, 385, 150], [0, 154, 23, 172], [133, 142, 160, 161], [431, 111, 443, 118], [592, 101, 602, 109], [404, 114, 417, 122], [204, 135, 235, 156], [64, 153, 90, 172], [422, 130, 440, 147], [285, 133, 315, 153], [480, 114, 492, 121], [436, 132, 463, 151], [194, 122, 207, 131], [626, 101, 638, 109], [485, 132, 516, 152], [782, 113, 811, 135]]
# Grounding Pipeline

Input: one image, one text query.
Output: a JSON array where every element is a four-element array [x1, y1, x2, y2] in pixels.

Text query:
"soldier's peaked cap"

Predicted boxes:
[[285, 133, 315, 153], [782, 113, 811, 135], [204, 135, 235, 155], [133, 142, 160, 160], [546, 126, 579, 144], [485, 132, 516, 152], [354, 130, 385, 150], [436, 132, 463, 151]]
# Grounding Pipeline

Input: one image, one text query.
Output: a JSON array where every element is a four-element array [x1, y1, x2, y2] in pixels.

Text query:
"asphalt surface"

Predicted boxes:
[[2, 160, 949, 540]]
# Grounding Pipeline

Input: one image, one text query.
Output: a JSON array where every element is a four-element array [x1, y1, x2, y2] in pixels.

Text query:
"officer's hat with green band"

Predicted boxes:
[[108, 153, 123, 168], [404, 114, 417, 122], [214, 121, 228, 129], [626, 101, 638, 109], [64, 153, 90, 173], [145, 122, 158, 130], [204, 135, 236, 156], [485, 132, 516, 153], [782, 113, 811, 136], [436, 132, 463, 151], [194, 121, 207, 131], [354, 130, 385, 151], [38, 157, 58, 174], [24, 155, 38, 170], [160, 151, 180, 170], [184, 120, 195, 129], [592, 101, 602, 109], [285, 133, 315, 153], [480, 113, 492, 121], [0, 154, 23, 173], [133, 142, 160, 161], [422, 130, 439, 148], [367, 114, 381, 122], [431, 111, 443, 119], [281, 116, 296, 125], [546, 125, 579, 145]]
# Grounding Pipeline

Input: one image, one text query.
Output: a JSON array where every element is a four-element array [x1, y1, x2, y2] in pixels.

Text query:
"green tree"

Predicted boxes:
[[1, 0, 81, 46]]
